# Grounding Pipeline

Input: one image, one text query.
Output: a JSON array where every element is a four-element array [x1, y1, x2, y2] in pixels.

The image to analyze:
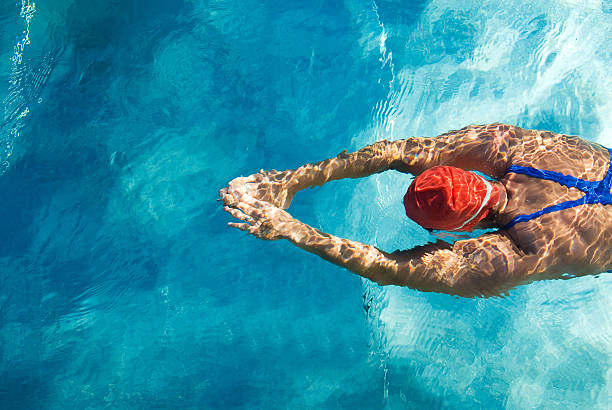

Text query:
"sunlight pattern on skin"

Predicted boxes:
[[222, 123, 612, 297]]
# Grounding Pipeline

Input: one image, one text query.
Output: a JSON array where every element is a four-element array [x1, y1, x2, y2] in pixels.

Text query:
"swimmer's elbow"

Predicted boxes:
[[351, 267, 394, 287]]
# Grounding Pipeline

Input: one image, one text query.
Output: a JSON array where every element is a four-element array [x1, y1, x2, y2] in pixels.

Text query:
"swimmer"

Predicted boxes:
[[219, 124, 612, 297]]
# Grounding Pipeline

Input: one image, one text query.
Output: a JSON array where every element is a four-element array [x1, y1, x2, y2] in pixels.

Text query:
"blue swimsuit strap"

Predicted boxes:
[[502, 148, 612, 230]]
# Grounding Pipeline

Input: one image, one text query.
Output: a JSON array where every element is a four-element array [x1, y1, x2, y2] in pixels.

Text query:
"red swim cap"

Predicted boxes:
[[403, 166, 500, 232]]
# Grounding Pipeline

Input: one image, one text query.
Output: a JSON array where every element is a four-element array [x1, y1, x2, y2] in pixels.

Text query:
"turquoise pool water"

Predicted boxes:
[[1, 0, 612, 408]]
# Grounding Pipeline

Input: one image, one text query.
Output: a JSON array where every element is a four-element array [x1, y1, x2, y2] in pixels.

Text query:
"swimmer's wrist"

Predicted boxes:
[[283, 220, 311, 244], [285, 165, 320, 191]]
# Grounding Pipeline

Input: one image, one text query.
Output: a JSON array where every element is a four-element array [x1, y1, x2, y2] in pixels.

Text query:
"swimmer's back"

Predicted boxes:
[[497, 129, 612, 275]]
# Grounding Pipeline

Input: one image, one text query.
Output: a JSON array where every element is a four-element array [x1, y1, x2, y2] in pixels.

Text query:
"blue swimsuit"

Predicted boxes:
[[502, 147, 612, 230]]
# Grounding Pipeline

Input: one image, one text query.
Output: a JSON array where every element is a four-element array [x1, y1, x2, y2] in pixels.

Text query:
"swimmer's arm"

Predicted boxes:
[[282, 219, 407, 286], [284, 139, 407, 192], [222, 139, 406, 209], [282, 123, 524, 193], [224, 196, 406, 282], [389, 232, 540, 296], [225, 123, 526, 208], [224, 196, 538, 296], [289, 225, 538, 297], [396, 123, 527, 178]]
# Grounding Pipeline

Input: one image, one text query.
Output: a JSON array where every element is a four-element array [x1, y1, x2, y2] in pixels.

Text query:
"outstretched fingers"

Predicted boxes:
[[223, 201, 266, 227], [228, 221, 266, 236], [228, 222, 251, 232], [224, 206, 251, 222], [223, 197, 283, 239]]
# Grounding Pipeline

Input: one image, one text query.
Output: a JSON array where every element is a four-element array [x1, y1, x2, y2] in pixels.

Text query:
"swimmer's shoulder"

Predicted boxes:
[[500, 126, 607, 168]]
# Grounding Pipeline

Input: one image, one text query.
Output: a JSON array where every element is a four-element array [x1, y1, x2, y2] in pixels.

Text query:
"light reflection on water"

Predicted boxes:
[[0, 0, 611, 408], [354, 0, 612, 407]]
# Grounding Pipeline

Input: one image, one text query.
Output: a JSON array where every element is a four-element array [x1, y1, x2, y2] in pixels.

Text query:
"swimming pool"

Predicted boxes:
[[1, 0, 611, 408]]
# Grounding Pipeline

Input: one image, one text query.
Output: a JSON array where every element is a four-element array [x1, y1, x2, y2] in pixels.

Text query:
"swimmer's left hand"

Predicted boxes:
[[223, 196, 297, 241], [220, 169, 297, 209]]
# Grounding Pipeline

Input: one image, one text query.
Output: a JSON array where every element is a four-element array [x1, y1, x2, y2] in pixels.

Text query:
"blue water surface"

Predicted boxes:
[[1, 0, 612, 408]]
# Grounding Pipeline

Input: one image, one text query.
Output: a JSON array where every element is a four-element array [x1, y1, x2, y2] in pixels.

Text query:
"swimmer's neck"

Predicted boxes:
[[469, 181, 507, 230]]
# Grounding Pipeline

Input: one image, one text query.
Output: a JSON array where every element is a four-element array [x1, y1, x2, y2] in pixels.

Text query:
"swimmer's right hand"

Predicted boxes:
[[220, 169, 297, 209], [223, 196, 297, 241]]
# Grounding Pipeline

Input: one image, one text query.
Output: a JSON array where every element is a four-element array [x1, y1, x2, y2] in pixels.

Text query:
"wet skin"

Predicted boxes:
[[220, 124, 612, 297]]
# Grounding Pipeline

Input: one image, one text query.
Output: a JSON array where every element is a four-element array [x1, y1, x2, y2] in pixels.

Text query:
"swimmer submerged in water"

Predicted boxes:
[[219, 124, 612, 297]]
